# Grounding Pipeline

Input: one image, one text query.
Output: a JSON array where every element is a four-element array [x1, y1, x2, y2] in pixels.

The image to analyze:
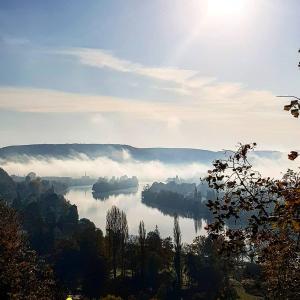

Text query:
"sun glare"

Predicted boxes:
[[169, 0, 251, 65], [207, 0, 246, 17], [181, 0, 249, 30]]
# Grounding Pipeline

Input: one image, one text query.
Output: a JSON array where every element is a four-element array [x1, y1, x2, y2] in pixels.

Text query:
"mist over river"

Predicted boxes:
[[2, 146, 294, 243], [66, 183, 207, 243]]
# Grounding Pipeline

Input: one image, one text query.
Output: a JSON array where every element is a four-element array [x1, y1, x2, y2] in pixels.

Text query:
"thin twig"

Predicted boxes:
[[277, 95, 300, 101]]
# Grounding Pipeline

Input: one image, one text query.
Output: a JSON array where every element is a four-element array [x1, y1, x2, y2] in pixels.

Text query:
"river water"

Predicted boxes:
[[65, 184, 207, 243]]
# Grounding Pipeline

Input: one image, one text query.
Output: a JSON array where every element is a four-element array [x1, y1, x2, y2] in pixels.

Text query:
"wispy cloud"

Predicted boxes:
[[0, 85, 277, 117], [0, 87, 193, 127], [61, 48, 136, 72], [56, 47, 215, 93]]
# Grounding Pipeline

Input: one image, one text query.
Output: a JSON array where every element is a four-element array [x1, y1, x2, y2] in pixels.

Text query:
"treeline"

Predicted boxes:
[[142, 188, 205, 219], [141, 182, 216, 220], [93, 176, 138, 193], [102, 206, 235, 299], [0, 167, 262, 299]]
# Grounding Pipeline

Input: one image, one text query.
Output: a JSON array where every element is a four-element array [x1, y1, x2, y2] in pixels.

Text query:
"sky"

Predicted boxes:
[[0, 0, 299, 150]]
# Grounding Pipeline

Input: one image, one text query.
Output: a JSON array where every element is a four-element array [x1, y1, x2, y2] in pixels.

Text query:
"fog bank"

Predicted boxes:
[[1, 151, 297, 182]]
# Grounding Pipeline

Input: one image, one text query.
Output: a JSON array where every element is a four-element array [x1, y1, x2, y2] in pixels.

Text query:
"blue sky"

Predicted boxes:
[[0, 0, 299, 150]]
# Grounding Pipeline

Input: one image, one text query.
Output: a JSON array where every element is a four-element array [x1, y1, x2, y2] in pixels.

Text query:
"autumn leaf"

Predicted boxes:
[[288, 151, 299, 160], [291, 220, 300, 232], [284, 104, 292, 111], [291, 109, 299, 118]]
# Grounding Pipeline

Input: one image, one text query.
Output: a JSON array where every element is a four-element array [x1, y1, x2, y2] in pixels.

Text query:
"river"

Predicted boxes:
[[65, 184, 207, 243]]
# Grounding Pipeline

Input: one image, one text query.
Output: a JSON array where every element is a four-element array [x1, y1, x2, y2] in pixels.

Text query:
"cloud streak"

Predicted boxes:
[[57, 47, 215, 93], [0, 87, 195, 127], [54, 47, 281, 111], [0, 84, 277, 117]]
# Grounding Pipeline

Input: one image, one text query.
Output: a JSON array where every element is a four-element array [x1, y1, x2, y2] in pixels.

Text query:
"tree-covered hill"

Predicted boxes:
[[0, 167, 17, 203], [0, 143, 281, 164]]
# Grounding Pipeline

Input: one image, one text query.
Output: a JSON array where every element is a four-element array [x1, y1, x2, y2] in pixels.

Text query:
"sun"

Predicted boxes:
[[206, 0, 246, 17], [168, 0, 251, 65], [181, 0, 249, 28]]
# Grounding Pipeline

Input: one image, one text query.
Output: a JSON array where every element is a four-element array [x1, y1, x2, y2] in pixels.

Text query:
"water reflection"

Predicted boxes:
[[92, 186, 138, 200], [65, 184, 207, 243]]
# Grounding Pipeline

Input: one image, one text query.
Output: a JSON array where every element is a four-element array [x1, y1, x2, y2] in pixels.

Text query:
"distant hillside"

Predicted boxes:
[[0, 144, 281, 164]]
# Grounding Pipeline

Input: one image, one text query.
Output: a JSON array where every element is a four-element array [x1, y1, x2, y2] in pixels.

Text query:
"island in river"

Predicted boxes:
[[92, 175, 139, 194]]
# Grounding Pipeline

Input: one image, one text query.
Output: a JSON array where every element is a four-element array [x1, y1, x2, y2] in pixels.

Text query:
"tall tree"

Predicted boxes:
[[173, 214, 182, 295], [146, 226, 163, 289], [120, 211, 128, 277], [138, 220, 146, 282], [106, 206, 122, 279]]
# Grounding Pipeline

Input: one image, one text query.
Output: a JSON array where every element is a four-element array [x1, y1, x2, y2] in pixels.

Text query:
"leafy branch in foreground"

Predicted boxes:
[[276, 50, 300, 160], [204, 143, 300, 299], [277, 96, 300, 160]]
